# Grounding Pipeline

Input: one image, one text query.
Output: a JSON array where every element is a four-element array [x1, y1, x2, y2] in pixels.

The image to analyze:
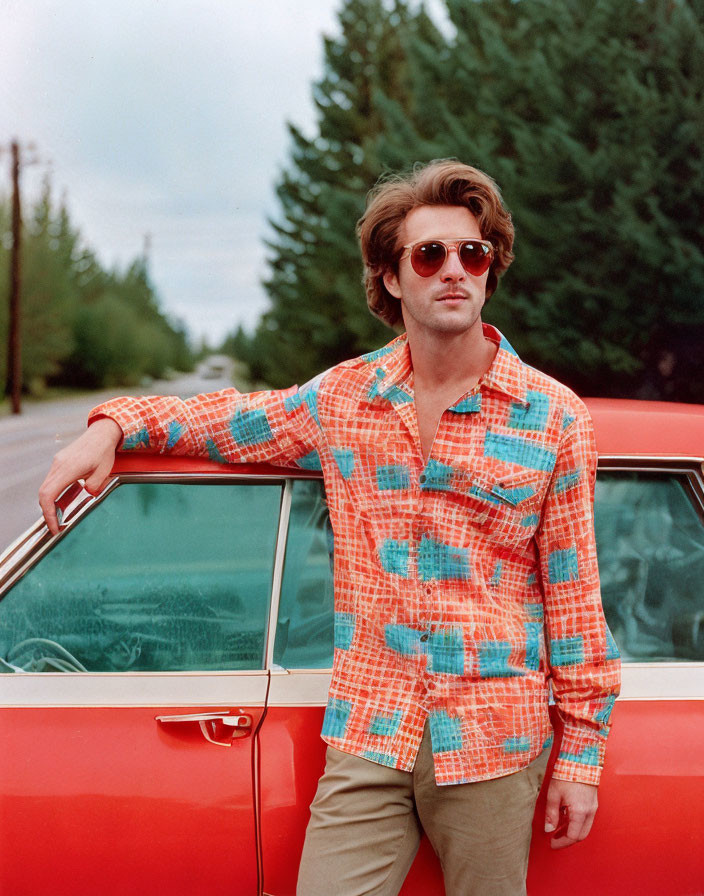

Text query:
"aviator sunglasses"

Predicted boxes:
[[399, 237, 494, 278]]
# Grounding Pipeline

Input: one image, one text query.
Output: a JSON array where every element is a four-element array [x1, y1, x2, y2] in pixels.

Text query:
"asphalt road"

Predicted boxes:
[[0, 367, 235, 552]]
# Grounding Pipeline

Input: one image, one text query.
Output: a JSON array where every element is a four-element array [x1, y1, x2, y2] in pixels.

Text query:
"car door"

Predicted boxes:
[[0, 474, 285, 896], [527, 462, 704, 893]]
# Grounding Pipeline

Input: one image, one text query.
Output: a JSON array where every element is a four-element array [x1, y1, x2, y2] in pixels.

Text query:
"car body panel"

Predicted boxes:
[[1, 706, 264, 893], [0, 675, 267, 894], [587, 397, 704, 458], [528, 698, 704, 893]]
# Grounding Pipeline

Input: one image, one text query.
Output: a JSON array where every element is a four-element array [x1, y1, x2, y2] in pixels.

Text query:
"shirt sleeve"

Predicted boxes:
[[88, 377, 326, 470], [536, 404, 621, 786]]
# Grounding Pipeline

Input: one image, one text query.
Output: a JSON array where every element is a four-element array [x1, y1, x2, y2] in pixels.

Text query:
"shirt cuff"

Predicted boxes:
[[551, 755, 603, 786], [550, 723, 606, 786]]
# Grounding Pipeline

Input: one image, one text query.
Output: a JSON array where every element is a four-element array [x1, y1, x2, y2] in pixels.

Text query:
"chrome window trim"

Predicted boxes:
[[265, 479, 293, 668], [2, 663, 702, 707], [266, 668, 332, 705], [596, 456, 704, 517], [0, 669, 271, 707], [262, 665, 704, 704], [619, 663, 704, 701], [598, 454, 704, 465]]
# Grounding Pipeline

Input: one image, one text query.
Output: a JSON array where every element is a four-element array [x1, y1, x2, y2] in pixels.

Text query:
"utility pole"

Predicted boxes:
[[3, 139, 38, 414], [6, 141, 22, 413]]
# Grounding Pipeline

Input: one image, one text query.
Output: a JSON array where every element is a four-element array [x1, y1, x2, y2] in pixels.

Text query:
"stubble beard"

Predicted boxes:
[[403, 297, 484, 339]]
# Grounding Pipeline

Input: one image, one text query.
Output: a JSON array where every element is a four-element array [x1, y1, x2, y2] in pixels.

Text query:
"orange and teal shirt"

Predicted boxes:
[[91, 324, 620, 786]]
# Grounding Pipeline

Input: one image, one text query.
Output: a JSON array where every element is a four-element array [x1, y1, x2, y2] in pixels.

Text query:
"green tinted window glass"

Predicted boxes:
[[0, 482, 282, 672], [595, 471, 704, 662], [274, 479, 334, 669]]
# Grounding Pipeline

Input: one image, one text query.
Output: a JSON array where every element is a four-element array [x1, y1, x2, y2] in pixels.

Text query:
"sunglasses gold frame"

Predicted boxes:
[[399, 237, 494, 277]]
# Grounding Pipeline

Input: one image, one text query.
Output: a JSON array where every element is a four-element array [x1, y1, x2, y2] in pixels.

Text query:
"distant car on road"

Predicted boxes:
[[199, 353, 233, 379], [0, 398, 702, 895]]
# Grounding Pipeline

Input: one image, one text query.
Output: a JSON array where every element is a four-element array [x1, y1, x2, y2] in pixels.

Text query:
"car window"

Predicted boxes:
[[0, 481, 281, 673], [274, 479, 334, 669], [595, 471, 704, 662]]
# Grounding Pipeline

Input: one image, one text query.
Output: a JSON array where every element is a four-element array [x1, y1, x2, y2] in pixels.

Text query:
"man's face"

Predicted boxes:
[[383, 204, 489, 338]]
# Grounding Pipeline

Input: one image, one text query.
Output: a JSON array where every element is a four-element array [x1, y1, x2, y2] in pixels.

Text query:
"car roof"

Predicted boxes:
[[585, 398, 704, 459], [109, 398, 704, 477]]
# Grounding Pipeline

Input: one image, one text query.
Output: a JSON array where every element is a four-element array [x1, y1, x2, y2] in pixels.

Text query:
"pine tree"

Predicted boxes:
[[4, 179, 76, 392], [249, 0, 442, 387]]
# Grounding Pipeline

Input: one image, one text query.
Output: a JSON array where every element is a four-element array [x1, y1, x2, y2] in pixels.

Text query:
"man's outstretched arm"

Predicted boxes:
[[39, 380, 326, 535]]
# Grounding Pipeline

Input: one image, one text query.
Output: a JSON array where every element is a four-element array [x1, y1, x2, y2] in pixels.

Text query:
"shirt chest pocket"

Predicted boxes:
[[328, 427, 416, 510], [460, 466, 548, 545]]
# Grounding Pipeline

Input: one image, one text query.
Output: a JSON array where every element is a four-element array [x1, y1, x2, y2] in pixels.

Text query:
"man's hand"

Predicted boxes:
[[544, 779, 598, 850], [39, 418, 123, 535]]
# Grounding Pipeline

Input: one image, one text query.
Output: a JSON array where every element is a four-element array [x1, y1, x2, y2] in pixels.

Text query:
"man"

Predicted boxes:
[[40, 160, 620, 896]]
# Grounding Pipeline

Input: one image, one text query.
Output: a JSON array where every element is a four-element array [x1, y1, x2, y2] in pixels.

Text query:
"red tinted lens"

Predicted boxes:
[[410, 242, 447, 277], [459, 240, 492, 275]]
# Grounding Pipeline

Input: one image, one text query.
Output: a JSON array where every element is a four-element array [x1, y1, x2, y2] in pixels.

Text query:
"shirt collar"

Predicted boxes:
[[365, 324, 529, 411], [475, 323, 529, 408], [363, 335, 415, 407]]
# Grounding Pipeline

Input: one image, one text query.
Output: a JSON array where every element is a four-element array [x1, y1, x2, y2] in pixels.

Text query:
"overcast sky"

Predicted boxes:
[[0, 0, 344, 345]]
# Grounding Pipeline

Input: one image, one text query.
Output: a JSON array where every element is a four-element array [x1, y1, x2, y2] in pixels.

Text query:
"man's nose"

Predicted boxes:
[[440, 245, 465, 280]]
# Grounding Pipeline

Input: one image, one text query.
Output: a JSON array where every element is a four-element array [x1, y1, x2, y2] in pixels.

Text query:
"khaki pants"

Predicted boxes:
[[296, 724, 549, 896]]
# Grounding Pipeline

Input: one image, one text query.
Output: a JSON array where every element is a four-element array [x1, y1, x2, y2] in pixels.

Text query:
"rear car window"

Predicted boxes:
[[595, 471, 704, 662]]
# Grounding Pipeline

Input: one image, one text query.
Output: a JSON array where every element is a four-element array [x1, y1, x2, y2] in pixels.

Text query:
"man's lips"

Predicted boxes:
[[436, 292, 468, 302]]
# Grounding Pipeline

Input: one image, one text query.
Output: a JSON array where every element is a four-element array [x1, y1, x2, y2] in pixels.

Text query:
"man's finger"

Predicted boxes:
[[544, 788, 561, 833], [39, 456, 91, 532], [550, 807, 592, 850], [84, 459, 113, 496], [38, 490, 60, 536], [575, 804, 597, 842], [39, 469, 70, 536], [549, 816, 579, 849]]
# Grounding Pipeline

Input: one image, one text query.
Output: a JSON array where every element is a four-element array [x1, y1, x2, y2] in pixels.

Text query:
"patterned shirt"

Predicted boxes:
[[91, 324, 620, 786]]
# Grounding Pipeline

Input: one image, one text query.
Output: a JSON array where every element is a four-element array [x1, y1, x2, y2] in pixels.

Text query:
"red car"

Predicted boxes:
[[1, 398, 703, 894]]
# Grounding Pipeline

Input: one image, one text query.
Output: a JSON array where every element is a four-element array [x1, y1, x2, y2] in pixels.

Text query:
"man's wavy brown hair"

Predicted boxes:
[[357, 160, 515, 328]]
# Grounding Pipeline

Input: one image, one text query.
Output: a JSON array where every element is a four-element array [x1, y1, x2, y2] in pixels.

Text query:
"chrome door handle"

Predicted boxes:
[[221, 714, 252, 729], [156, 711, 253, 746], [156, 711, 251, 725]]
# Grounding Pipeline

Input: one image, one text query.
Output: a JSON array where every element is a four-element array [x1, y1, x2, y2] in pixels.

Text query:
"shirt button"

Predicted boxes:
[[425, 585, 433, 596], [419, 474, 427, 484], [420, 633, 429, 643]]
